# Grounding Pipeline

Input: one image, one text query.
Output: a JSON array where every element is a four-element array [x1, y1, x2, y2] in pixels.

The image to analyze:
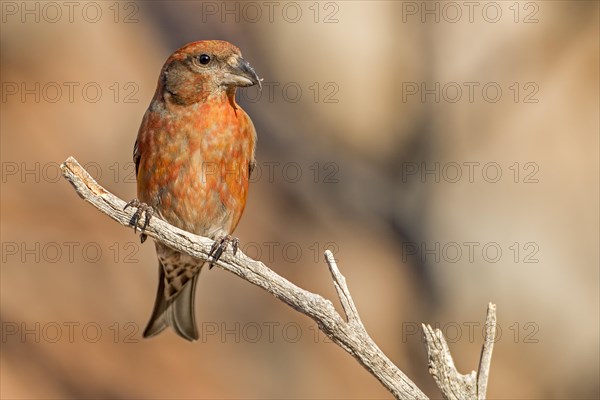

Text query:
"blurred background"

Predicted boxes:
[[1, 1, 598, 398]]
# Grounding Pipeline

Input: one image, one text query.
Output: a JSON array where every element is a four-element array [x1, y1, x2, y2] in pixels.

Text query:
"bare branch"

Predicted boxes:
[[422, 324, 477, 399], [61, 156, 497, 400], [60, 156, 428, 400], [422, 303, 497, 400], [323, 250, 363, 326], [477, 303, 497, 399]]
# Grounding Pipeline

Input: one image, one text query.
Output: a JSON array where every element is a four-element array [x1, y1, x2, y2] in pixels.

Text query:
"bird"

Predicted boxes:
[[125, 40, 261, 341]]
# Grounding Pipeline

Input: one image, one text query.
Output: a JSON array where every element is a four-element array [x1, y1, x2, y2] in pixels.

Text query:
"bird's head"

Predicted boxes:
[[158, 40, 261, 105]]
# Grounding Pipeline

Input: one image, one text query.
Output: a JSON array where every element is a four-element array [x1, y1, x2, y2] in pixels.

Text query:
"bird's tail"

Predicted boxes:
[[143, 261, 200, 341]]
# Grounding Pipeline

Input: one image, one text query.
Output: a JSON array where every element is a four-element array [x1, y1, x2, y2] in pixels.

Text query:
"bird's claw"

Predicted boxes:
[[124, 199, 154, 243], [208, 235, 240, 268]]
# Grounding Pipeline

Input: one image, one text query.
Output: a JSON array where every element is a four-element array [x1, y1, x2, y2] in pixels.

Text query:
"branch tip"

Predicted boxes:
[[477, 302, 497, 399]]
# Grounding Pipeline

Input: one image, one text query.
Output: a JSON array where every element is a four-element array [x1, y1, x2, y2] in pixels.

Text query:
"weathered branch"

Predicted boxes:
[[60, 156, 427, 399], [61, 156, 497, 399], [324, 250, 363, 327], [477, 303, 497, 399], [422, 303, 497, 399]]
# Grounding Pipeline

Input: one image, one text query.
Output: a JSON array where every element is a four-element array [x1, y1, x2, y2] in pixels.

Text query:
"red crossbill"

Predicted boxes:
[[126, 40, 260, 341]]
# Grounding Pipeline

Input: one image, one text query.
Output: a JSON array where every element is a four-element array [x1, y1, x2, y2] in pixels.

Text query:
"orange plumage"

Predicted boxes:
[[131, 40, 260, 341]]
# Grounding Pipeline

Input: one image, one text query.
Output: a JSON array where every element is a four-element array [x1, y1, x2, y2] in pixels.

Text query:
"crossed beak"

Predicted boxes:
[[224, 56, 262, 90]]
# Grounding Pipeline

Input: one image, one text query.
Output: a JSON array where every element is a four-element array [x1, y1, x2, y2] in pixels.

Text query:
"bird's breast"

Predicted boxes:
[[136, 99, 254, 236]]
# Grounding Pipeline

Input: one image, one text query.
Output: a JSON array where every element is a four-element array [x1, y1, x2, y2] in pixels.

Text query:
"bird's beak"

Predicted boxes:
[[224, 57, 262, 90]]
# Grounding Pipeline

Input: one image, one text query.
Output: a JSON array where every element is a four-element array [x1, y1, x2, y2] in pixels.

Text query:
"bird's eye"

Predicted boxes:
[[198, 54, 211, 65]]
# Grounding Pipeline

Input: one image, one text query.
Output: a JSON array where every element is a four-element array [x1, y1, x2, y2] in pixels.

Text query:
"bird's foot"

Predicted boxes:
[[208, 235, 240, 268], [124, 199, 154, 243]]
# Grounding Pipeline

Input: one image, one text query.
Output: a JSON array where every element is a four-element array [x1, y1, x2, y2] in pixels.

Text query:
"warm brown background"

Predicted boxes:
[[1, 1, 598, 398]]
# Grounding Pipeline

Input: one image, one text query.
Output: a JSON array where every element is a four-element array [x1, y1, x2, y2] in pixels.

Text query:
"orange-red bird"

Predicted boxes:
[[127, 40, 260, 341]]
